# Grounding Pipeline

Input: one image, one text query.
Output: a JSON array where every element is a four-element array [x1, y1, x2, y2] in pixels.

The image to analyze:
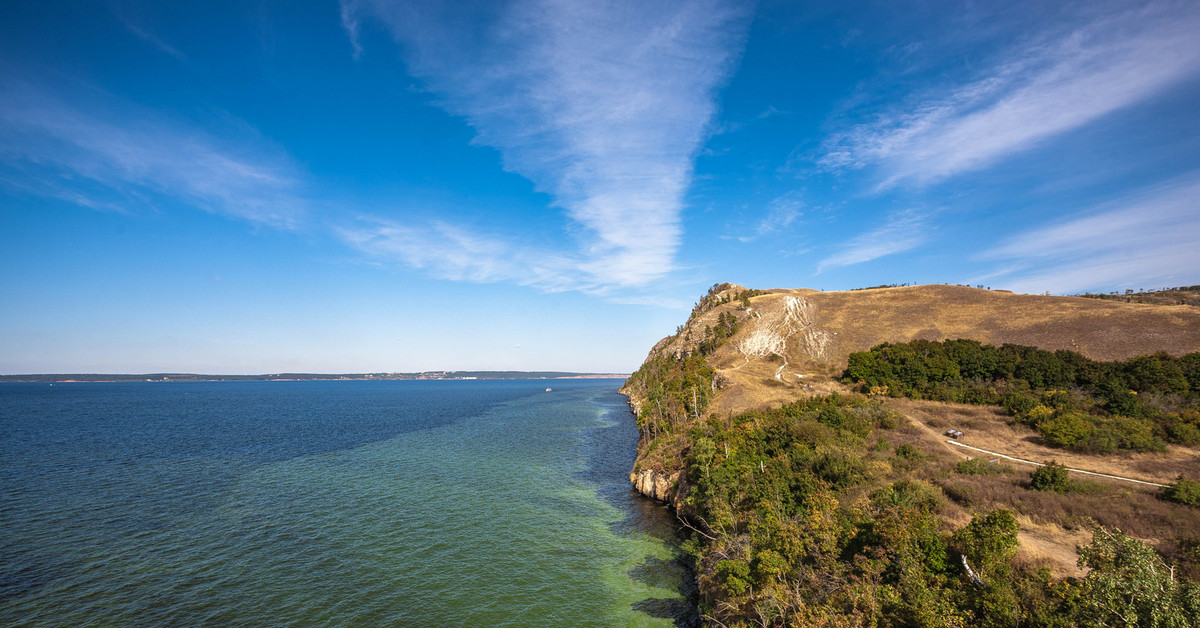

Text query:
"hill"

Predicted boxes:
[[641, 283, 1200, 418], [621, 283, 1200, 627]]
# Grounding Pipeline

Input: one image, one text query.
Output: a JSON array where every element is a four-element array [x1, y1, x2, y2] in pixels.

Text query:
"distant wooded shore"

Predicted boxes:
[[0, 371, 629, 383]]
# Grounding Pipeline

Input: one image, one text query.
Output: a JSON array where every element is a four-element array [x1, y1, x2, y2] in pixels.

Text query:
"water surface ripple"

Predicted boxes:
[[0, 380, 692, 626]]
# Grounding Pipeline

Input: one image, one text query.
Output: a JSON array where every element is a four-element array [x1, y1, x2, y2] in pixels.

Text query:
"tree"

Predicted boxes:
[[1077, 527, 1200, 627], [953, 509, 1019, 579]]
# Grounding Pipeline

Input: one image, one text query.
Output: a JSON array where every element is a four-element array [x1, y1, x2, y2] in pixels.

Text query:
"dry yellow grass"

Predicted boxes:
[[885, 398, 1200, 485], [660, 284, 1200, 419], [1014, 518, 1090, 577]]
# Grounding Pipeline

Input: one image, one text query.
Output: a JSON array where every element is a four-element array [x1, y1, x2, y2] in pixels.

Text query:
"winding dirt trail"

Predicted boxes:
[[892, 399, 1170, 488], [942, 440, 1168, 488]]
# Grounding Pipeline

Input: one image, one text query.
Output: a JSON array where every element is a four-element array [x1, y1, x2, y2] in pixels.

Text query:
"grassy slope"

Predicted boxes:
[[623, 284, 1200, 624], [689, 284, 1200, 417]]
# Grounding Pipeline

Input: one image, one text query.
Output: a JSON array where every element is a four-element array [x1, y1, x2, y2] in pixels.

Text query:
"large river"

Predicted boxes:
[[0, 379, 693, 626]]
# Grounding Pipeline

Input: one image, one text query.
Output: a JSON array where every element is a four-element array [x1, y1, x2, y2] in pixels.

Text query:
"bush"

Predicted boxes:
[[1163, 477, 1200, 508], [1082, 415, 1166, 453], [1038, 411, 1094, 448], [1030, 461, 1071, 493], [1001, 392, 1037, 418], [715, 559, 751, 595], [813, 452, 866, 489]]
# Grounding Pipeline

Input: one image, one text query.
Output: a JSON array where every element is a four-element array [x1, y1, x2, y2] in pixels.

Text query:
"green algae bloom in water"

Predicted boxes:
[[0, 380, 694, 626]]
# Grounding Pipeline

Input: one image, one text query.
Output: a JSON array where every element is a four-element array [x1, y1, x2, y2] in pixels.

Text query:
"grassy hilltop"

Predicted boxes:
[[622, 283, 1200, 627]]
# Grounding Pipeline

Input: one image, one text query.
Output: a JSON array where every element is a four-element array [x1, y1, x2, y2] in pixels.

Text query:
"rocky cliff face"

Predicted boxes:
[[629, 468, 687, 510]]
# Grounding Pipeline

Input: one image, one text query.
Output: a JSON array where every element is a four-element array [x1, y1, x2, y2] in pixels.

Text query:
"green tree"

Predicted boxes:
[[953, 509, 1019, 579], [1077, 527, 1200, 627]]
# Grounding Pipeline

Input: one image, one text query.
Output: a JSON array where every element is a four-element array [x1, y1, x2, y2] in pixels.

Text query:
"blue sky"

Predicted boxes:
[[2, 0, 1199, 374]]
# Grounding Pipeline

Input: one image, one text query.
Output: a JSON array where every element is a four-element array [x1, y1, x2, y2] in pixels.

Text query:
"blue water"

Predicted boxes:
[[0, 380, 693, 626]]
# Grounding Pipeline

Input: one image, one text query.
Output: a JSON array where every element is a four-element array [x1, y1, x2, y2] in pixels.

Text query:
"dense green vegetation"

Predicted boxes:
[[672, 395, 1200, 626], [627, 286, 754, 440], [623, 354, 714, 439], [844, 339, 1200, 454]]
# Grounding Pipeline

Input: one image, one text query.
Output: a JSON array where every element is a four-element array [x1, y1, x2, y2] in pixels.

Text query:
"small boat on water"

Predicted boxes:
[[545, 387, 553, 392]]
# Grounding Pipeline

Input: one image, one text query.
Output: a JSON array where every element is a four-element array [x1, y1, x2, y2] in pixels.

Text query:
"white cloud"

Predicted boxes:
[[337, 217, 583, 290], [977, 174, 1200, 293], [817, 210, 927, 272], [738, 192, 803, 242], [821, 2, 1200, 188], [0, 81, 308, 229], [340, 0, 751, 289]]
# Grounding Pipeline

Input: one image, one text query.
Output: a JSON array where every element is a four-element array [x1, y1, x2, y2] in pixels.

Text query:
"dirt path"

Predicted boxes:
[[943, 440, 1168, 488], [888, 397, 1190, 486]]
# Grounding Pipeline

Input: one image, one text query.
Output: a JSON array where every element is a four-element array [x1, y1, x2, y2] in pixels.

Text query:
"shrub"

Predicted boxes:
[[1166, 420, 1200, 446], [715, 559, 751, 595], [1038, 411, 1094, 448], [1030, 461, 1071, 493], [1083, 415, 1166, 453], [1001, 392, 1037, 418], [1041, 389, 1074, 410], [1025, 404, 1055, 427], [892, 443, 927, 471], [813, 452, 866, 489], [1163, 477, 1200, 508]]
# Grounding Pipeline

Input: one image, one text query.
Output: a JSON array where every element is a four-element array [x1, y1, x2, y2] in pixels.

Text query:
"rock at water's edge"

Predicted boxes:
[[630, 468, 687, 510]]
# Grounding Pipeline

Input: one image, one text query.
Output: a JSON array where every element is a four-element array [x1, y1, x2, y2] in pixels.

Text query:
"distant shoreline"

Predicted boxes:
[[0, 372, 630, 383]]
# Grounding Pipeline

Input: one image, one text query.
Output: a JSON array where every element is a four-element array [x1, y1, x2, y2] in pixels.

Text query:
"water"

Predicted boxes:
[[0, 380, 694, 626]]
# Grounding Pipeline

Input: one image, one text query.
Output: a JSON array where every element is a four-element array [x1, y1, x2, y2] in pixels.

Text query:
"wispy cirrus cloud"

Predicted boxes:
[[974, 173, 1200, 294], [737, 192, 803, 243], [821, 2, 1200, 188], [0, 79, 308, 229], [337, 218, 578, 290], [118, 19, 187, 60], [816, 210, 927, 273], [340, 0, 752, 290]]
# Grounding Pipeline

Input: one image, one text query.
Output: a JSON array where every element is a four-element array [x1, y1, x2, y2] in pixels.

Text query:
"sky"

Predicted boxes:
[[2, 0, 1199, 374]]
